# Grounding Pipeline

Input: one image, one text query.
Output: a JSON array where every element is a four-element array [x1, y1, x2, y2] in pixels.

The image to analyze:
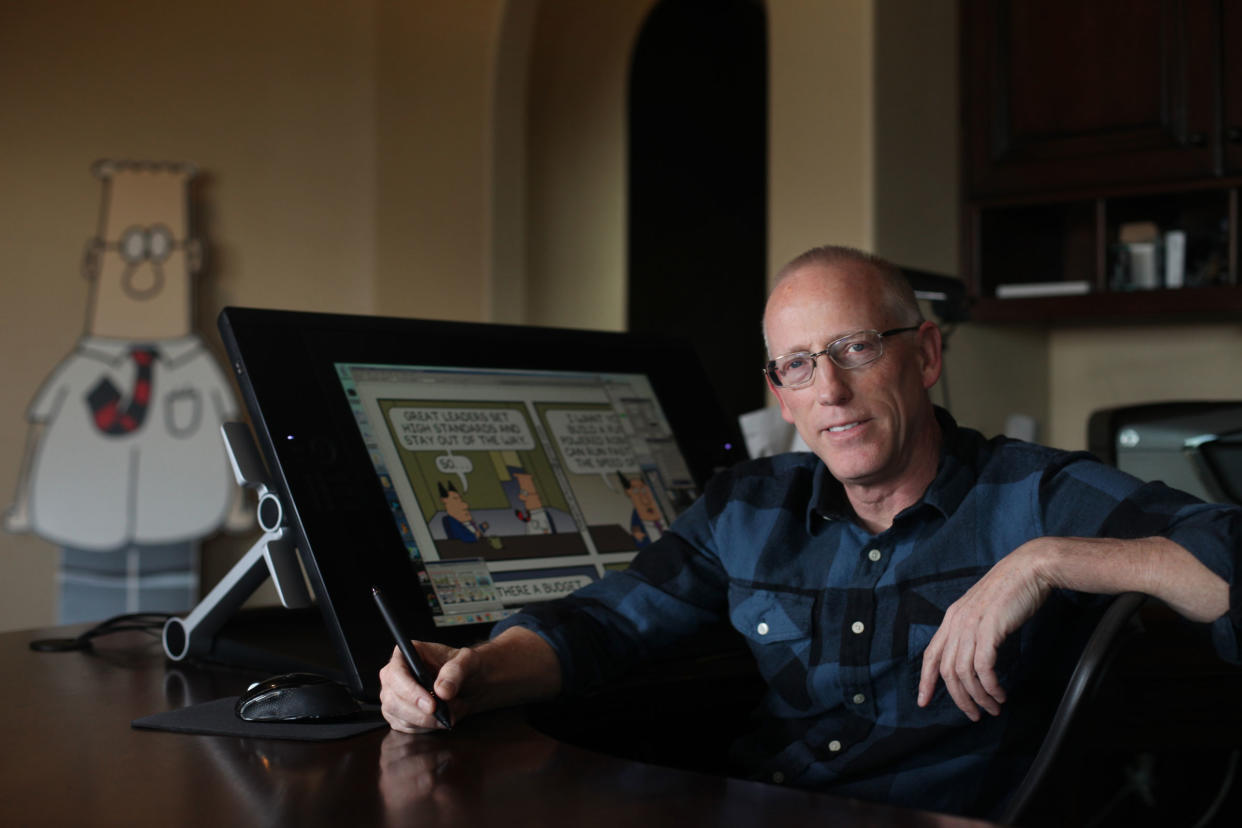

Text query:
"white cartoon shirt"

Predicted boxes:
[[26, 335, 239, 550]]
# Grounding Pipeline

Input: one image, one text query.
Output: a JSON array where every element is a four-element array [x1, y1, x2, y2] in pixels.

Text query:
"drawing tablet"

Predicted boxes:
[[218, 308, 746, 701]]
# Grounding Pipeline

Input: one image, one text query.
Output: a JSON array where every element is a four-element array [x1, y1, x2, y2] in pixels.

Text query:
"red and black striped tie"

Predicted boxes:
[[87, 346, 158, 436]]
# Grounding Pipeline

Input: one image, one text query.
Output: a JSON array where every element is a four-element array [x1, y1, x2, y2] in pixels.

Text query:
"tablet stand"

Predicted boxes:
[[162, 423, 312, 661]]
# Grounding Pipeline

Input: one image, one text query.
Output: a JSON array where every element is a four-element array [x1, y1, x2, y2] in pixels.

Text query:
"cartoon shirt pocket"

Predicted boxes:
[[163, 388, 203, 438]]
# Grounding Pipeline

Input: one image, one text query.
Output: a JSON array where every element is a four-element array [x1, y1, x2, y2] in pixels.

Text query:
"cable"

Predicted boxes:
[[29, 612, 174, 653]]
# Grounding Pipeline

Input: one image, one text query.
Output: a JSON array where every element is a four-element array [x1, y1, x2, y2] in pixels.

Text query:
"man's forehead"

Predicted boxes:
[[766, 293, 887, 355]]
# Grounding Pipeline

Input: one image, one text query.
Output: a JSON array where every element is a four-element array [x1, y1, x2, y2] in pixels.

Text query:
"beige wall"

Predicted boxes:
[[1049, 325, 1242, 451], [524, 0, 655, 331], [768, 0, 875, 272]]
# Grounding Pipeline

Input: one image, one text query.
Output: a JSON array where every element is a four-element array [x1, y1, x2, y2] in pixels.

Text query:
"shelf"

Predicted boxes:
[[971, 285, 1242, 325]]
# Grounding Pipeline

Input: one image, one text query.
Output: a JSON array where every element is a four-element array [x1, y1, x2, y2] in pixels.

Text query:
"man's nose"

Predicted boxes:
[[813, 356, 852, 405]]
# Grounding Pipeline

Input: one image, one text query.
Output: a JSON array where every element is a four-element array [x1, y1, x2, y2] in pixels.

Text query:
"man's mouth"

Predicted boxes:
[[827, 421, 862, 433]]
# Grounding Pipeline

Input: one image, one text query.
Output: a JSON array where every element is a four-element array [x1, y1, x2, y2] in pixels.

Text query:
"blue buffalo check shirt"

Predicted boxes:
[[494, 409, 1242, 818]]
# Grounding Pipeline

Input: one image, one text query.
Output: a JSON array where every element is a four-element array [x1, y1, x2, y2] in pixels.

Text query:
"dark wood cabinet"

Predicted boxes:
[[961, 0, 1241, 323], [1224, 0, 1242, 175], [963, 0, 1217, 196]]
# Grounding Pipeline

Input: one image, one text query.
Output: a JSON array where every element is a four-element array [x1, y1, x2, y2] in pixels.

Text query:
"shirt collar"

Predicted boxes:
[[806, 406, 973, 531], [79, 334, 203, 364]]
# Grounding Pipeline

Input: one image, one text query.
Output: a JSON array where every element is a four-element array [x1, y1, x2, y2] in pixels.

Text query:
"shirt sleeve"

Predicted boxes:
[[26, 353, 83, 423], [1039, 454, 1242, 661], [491, 493, 731, 695]]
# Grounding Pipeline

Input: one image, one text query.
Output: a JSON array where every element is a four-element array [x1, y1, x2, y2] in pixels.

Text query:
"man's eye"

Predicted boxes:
[[780, 357, 808, 373], [841, 340, 875, 355]]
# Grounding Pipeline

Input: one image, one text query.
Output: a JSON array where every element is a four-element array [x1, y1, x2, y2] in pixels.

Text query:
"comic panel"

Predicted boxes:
[[379, 399, 588, 562], [535, 403, 673, 553]]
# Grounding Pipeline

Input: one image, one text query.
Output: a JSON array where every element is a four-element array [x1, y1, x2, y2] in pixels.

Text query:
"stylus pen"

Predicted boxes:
[[371, 586, 452, 729]]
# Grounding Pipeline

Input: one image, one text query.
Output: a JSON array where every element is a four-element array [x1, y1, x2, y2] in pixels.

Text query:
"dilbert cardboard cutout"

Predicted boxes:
[[5, 161, 249, 623]]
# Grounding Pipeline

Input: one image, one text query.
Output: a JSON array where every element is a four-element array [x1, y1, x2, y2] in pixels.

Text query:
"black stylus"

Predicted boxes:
[[371, 586, 452, 729]]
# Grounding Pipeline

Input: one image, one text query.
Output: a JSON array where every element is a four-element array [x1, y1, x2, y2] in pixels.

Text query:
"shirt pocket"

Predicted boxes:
[[163, 388, 203, 438], [728, 583, 817, 710], [729, 583, 815, 644]]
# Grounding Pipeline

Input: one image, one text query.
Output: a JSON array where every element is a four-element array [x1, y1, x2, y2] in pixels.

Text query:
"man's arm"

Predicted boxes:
[[917, 535, 1229, 721], [380, 626, 562, 732]]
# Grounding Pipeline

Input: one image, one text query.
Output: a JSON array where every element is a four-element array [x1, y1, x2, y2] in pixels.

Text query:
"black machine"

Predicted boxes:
[[164, 307, 746, 701]]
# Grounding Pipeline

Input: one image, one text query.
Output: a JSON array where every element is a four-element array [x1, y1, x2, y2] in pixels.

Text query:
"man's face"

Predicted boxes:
[[443, 490, 472, 522], [626, 479, 661, 521], [515, 473, 542, 510], [763, 264, 941, 490]]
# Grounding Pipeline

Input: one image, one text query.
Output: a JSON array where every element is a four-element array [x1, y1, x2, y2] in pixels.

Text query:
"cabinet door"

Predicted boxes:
[[963, 0, 1217, 196], [1224, 0, 1242, 174]]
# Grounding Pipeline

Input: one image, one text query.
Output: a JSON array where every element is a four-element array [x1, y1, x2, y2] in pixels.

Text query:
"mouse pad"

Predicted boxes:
[[132, 697, 388, 741]]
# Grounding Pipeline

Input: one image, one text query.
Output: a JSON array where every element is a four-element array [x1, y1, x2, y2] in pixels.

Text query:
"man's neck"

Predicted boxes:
[[843, 416, 943, 535]]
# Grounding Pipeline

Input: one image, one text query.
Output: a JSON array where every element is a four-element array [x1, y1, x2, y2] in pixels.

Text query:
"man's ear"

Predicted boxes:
[[915, 321, 943, 390], [766, 375, 796, 425]]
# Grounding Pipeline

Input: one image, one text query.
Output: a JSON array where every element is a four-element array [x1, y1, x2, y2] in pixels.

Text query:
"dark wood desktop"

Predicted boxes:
[[0, 625, 995, 828]]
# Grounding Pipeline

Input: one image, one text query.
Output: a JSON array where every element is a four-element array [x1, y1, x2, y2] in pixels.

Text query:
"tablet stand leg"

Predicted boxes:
[[162, 423, 312, 661]]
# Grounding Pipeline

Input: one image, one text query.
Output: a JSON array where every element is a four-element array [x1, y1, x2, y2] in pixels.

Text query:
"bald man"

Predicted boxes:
[[380, 245, 1240, 818]]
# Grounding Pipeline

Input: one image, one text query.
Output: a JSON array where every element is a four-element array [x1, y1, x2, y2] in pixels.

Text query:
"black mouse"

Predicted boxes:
[[235, 672, 362, 722]]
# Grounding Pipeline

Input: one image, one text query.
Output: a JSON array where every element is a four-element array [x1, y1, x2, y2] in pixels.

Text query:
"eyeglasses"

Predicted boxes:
[[763, 327, 919, 388], [99, 224, 184, 265]]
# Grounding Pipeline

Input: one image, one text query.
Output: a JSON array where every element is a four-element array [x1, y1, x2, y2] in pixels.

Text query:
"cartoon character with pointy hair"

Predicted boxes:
[[438, 480, 488, 542]]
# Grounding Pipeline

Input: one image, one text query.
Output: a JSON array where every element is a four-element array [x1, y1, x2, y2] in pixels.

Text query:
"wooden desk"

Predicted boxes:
[[0, 626, 993, 828]]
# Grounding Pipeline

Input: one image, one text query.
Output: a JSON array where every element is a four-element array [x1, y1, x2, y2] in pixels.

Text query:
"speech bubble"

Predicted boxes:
[[388, 406, 537, 452], [544, 410, 640, 477], [435, 452, 474, 491]]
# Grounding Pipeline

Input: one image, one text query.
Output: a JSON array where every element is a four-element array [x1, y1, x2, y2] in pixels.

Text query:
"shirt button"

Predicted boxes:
[[756, 622, 770, 636], [867, 548, 882, 562], [828, 740, 842, 752], [772, 771, 785, 784], [852, 693, 866, 705], [850, 621, 865, 634]]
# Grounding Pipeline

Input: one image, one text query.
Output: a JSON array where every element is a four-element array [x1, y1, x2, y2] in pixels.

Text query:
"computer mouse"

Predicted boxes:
[[235, 672, 362, 722]]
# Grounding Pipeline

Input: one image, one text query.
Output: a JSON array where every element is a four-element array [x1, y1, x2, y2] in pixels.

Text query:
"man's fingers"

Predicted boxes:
[[953, 639, 1003, 718], [917, 630, 946, 707], [941, 669, 981, 722], [380, 645, 444, 730], [975, 645, 1007, 707], [918, 621, 1005, 721]]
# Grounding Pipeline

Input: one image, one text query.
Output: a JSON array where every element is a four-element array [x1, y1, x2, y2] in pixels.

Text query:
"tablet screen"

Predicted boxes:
[[337, 361, 700, 628]]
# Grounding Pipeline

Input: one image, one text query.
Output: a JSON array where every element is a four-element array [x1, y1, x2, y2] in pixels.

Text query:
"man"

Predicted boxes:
[[438, 482, 488, 542], [617, 470, 665, 547], [510, 466, 557, 535], [381, 245, 1239, 818]]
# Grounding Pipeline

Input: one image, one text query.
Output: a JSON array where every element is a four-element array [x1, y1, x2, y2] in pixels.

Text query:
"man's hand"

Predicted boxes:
[[917, 540, 1053, 721], [379, 626, 561, 733], [380, 640, 473, 732]]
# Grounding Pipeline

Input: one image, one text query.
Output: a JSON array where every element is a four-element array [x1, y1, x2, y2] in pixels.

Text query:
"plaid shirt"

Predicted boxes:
[[494, 409, 1241, 818]]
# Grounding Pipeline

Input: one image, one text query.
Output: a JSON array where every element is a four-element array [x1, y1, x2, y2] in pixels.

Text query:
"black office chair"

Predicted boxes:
[[1001, 591, 1148, 826]]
